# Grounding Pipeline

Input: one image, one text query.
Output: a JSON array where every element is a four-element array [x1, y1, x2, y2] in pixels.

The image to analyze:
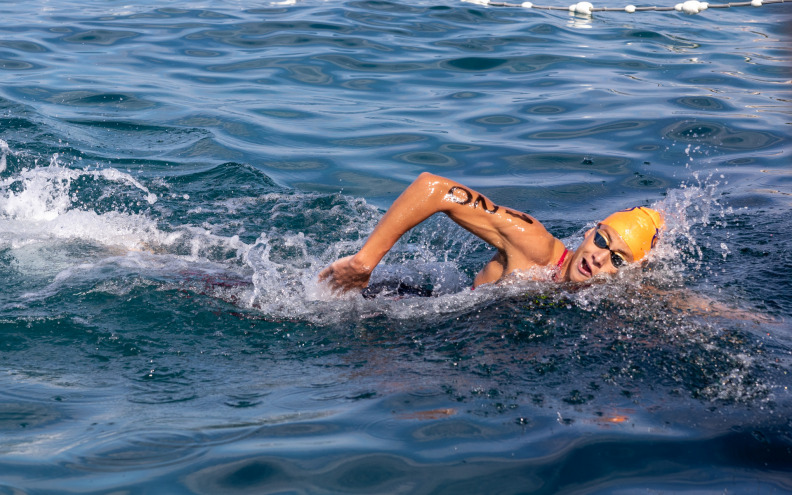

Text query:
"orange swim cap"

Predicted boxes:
[[600, 207, 664, 261]]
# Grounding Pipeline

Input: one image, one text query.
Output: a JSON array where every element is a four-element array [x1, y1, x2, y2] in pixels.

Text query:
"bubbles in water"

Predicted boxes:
[[720, 242, 730, 260]]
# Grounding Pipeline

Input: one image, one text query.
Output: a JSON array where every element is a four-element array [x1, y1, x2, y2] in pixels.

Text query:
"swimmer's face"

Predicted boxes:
[[566, 224, 635, 282]]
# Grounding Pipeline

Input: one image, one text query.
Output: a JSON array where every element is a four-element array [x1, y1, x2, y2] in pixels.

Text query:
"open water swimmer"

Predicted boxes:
[[2, 0, 790, 493], [319, 172, 664, 294]]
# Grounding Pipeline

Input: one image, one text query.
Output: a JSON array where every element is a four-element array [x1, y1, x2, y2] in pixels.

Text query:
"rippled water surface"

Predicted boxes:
[[1, 0, 791, 493]]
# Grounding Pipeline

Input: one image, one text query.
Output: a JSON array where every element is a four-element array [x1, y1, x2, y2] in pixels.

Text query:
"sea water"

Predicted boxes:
[[1, 0, 790, 493]]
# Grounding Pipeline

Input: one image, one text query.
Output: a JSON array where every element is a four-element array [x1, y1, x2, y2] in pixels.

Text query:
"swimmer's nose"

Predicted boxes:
[[591, 249, 608, 268]]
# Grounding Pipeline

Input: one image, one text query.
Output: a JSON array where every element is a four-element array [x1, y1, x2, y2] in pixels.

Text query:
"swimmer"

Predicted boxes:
[[319, 172, 663, 294]]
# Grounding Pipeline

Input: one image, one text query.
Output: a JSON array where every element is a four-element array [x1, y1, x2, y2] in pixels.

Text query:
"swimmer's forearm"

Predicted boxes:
[[319, 173, 457, 292], [352, 172, 452, 271]]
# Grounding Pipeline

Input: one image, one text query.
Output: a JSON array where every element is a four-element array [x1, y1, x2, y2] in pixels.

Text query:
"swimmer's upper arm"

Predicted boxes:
[[434, 176, 555, 261]]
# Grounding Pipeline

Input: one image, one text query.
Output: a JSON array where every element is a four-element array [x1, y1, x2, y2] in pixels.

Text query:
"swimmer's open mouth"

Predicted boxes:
[[581, 258, 592, 278]]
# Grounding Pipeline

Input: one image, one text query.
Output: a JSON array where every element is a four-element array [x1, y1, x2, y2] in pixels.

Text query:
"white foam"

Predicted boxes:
[[0, 139, 10, 174], [0, 159, 161, 250]]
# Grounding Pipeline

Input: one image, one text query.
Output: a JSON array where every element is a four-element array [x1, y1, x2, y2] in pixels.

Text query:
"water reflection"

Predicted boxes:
[[663, 120, 783, 150]]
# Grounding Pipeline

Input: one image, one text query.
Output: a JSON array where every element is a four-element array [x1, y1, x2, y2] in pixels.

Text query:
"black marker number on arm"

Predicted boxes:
[[505, 209, 534, 224], [474, 194, 499, 214], [447, 186, 500, 214], [447, 186, 472, 205], [448, 186, 530, 223]]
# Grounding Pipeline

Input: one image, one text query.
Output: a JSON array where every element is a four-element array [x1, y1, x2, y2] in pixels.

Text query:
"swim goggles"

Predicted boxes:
[[594, 229, 627, 268]]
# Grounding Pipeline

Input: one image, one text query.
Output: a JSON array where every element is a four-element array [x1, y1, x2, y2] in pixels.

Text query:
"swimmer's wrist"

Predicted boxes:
[[354, 237, 395, 272], [350, 252, 376, 275]]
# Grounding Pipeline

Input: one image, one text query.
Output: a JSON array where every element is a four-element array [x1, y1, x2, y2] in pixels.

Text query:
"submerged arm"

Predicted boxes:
[[318, 172, 557, 293], [661, 288, 776, 324]]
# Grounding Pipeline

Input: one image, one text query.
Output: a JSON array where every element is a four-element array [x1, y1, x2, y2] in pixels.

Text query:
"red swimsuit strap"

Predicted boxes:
[[552, 248, 570, 282], [556, 248, 570, 268]]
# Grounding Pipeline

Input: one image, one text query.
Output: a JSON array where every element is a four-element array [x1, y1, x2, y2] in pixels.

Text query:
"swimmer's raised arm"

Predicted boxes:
[[318, 172, 561, 293]]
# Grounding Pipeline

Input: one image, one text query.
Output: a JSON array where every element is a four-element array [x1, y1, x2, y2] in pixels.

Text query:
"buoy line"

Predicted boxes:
[[462, 0, 787, 15]]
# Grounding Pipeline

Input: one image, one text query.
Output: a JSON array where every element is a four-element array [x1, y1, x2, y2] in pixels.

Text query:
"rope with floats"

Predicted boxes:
[[463, 0, 787, 15]]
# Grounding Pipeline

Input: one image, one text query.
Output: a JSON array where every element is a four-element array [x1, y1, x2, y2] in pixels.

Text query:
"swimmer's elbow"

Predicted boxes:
[[414, 172, 445, 190], [410, 172, 453, 205], [416, 171, 439, 181]]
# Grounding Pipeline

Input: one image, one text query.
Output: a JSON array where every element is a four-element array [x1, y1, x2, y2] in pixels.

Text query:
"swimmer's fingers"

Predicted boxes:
[[318, 256, 372, 294], [317, 263, 334, 283], [319, 268, 363, 294], [318, 258, 348, 289], [318, 271, 352, 294]]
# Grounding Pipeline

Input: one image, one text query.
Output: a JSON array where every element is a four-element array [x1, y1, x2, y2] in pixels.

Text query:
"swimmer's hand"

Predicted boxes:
[[318, 255, 373, 294]]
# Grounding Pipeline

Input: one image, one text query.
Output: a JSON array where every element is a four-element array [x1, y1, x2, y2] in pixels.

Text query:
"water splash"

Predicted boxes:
[[0, 139, 10, 174], [0, 154, 738, 323], [0, 154, 159, 248], [0, 154, 776, 404]]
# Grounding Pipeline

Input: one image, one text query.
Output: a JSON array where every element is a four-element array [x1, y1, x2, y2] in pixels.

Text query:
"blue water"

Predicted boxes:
[[1, 0, 791, 493]]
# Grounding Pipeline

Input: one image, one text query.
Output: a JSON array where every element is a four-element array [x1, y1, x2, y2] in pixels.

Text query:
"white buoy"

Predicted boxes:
[[461, 0, 774, 15], [680, 0, 702, 13], [570, 1, 594, 13]]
